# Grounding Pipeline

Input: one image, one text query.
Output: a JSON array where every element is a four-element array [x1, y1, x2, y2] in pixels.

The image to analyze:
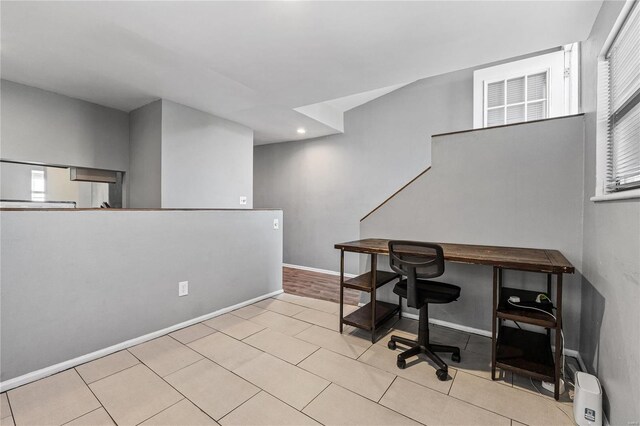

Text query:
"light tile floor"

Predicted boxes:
[[2, 293, 575, 426]]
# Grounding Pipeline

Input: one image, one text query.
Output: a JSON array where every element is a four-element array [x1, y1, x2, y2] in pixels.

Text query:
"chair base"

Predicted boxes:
[[388, 335, 460, 381]]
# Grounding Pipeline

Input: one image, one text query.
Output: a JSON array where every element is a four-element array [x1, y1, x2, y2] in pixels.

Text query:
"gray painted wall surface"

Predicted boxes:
[[0, 80, 129, 171], [254, 69, 473, 274], [360, 116, 585, 350], [162, 100, 254, 209], [579, 1, 639, 423], [128, 101, 162, 208], [0, 209, 283, 381]]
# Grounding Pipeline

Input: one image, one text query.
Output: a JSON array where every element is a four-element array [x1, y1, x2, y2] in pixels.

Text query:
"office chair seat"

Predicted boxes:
[[393, 279, 460, 306]]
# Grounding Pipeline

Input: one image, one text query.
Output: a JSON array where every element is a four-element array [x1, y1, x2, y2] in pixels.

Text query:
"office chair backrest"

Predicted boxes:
[[388, 241, 445, 309]]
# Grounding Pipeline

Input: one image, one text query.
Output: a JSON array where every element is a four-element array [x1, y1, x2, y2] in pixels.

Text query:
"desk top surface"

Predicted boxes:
[[334, 238, 574, 274]]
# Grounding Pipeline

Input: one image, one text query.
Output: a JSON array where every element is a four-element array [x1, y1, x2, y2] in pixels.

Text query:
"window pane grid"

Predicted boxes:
[[484, 71, 548, 127]]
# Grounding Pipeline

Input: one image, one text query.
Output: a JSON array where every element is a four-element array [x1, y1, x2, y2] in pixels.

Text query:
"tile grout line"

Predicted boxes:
[[134, 398, 186, 425], [444, 370, 542, 424], [298, 381, 332, 413], [261, 296, 343, 319], [83, 357, 140, 386], [294, 347, 322, 367], [377, 375, 398, 403], [331, 381, 427, 426], [3, 392, 14, 424], [60, 406, 106, 426], [125, 351, 219, 424], [195, 350, 323, 423], [74, 368, 118, 426], [218, 387, 327, 426], [238, 327, 321, 366]]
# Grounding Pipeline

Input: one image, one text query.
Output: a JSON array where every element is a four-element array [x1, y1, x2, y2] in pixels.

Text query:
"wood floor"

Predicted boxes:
[[283, 267, 361, 305]]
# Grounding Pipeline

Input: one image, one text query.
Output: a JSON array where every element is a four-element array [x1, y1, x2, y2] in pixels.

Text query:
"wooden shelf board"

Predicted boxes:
[[496, 326, 555, 381], [342, 301, 399, 331], [497, 287, 556, 328], [342, 270, 399, 292]]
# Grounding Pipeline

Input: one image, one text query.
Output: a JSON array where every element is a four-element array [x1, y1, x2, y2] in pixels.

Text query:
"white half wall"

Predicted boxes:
[[0, 209, 283, 382]]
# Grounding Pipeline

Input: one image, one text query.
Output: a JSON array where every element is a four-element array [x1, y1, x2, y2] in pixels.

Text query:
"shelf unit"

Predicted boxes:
[[342, 300, 399, 331], [337, 249, 400, 343], [495, 326, 555, 381], [491, 270, 563, 400]]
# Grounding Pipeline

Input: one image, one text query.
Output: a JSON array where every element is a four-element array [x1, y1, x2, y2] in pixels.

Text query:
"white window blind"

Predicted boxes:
[[603, 1, 640, 192], [484, 71, 549, 127]]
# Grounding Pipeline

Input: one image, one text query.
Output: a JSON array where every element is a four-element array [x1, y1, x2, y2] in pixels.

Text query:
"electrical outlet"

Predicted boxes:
[[239, 196, 247, 205], [178, 281, 188, 296], [273, 218, 279, 230]]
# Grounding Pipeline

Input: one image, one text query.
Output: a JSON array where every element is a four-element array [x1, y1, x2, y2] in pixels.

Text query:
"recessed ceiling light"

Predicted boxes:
[[297, 128, 306, 134]]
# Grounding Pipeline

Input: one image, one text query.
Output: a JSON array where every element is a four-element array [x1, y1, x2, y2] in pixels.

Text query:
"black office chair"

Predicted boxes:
[[387, 241, 461, 381]]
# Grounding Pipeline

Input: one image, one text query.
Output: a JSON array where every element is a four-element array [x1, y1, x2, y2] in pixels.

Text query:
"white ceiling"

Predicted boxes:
[[1, 1, 602, 144]]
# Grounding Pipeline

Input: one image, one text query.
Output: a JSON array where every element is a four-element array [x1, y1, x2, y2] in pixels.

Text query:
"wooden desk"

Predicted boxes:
[[334, 238, 574, 400]]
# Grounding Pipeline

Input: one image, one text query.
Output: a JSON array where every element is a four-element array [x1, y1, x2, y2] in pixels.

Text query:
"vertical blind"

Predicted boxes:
[[485, 71, 548, 127], [604, 1, 640, 192]]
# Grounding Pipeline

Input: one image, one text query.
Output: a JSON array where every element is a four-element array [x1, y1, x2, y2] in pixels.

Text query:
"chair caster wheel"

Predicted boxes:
[[388, 341, 397, 350], [436, 369, 448, 381], [397, 358, 406, 369], [451, 352, 461, 363]]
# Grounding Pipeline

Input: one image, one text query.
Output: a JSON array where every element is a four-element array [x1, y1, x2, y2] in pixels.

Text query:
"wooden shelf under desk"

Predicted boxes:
[[342, 301, 400, 331], [497, 287, 556, 328], [495, 326, 555, 382], [342, 270, 399, 292]]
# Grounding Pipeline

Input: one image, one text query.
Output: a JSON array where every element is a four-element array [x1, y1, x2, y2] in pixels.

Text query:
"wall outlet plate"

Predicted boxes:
[[239, 196, 247, 205], [273, 218, 279, 230], [178, 281, 188, 296]]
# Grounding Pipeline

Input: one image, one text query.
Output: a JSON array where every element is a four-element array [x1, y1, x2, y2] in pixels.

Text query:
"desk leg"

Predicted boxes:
[[491, 266, 498, 381], [547, 274, 552, 338], [339, 249, 344, 334], [554, 273, 563, 400], [371, 254, 377, 343]]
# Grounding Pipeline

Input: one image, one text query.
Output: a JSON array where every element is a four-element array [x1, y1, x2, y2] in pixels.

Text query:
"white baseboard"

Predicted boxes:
[[385, 310, 583, 356], [396, 311, 493, 338], [283, 263, 357, 279], [0, 289, 283, 393]]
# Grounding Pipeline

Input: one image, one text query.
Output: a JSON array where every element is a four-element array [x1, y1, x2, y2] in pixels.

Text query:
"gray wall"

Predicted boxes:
[[0, 209, 283, 381], [254, 69, 473, 274], [0, 80, 129, 171], [129, 101, 162, 208], [127, 100, 254, 209], [579, 1, 640, 424], [162, 100, 254, 209], [361, 116, 585, 350]]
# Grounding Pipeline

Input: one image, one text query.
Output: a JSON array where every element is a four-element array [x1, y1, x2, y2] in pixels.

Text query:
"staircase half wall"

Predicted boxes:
[[360, 115, 585, 350]]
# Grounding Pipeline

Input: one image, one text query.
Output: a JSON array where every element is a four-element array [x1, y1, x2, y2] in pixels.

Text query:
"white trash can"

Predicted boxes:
[[573, 372, 603, 426]]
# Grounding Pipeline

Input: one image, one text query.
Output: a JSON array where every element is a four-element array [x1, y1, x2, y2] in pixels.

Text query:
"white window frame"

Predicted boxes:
[[473, 48, 578, 129], [592, 0, 640, 202]]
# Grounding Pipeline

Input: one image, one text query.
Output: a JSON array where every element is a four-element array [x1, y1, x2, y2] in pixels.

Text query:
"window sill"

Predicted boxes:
[[590, 188, 640, 202]]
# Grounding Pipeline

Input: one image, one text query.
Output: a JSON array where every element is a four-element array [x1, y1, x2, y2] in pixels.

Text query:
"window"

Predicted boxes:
[[485, 72, 548, 126], [31, 170, 45, 202], [596, 0, 640, 195], [473, 47, 579, 128]]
